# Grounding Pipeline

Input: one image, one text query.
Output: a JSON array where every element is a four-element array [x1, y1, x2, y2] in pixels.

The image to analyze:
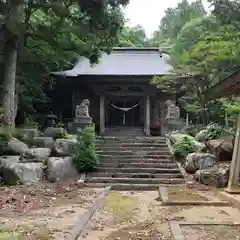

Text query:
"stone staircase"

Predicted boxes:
[[85, 134, 184, 190], [102, 126, 145, 137]]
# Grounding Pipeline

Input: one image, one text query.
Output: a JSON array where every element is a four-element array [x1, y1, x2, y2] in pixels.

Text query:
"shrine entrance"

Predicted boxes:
[[107, 97, 141, 127]]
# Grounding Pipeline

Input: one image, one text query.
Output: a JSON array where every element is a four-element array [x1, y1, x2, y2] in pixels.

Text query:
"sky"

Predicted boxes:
[[124, 0, 209, 37]]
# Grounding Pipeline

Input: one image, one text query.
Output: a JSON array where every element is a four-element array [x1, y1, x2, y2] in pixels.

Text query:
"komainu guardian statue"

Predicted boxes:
[[75, 99, 91, 118], [165, 100, 180, 120]]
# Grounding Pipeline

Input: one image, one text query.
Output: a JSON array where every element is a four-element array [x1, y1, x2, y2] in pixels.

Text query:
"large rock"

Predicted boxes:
[[22, 148, 51, 162], [0, 156, 43, 185], [195, 164, 229, 187], [20, 128, 39, 142], [52, 138, 77, 157], [19, 128, 39, 137], [32, 137, 55, 149], [7, 138, 29, 155], [0, 155, 20, 165], [206, 136, 234, 162], [43, 127, 67, 139], [46, 157, 79, 182], [195, 130, 207, 142], [185, 152, 216, 173], [168, 132, 205, 152]]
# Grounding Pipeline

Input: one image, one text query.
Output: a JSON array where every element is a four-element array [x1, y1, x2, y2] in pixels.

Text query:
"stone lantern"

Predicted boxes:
[[45, 111, 58, 128]]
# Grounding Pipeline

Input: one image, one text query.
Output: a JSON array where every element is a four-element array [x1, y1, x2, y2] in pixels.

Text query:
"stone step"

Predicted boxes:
[[98, 154, 172, 159], [96, 150, 170, 155], [98, 136, 165, 139], [103, 131, 145, 134], [95, 143, 168, 147], [95, 167, 181, 173], [97, 162, 178, 169], [84, 183, 165, 191], [99, 158, 173, 164], [97, 141, 167, 146], [96, 147, 169, 151], [96, 140, 167, 144], [88, 172, 184, 179], [97, 138, 166, 143], [87, 177, 184, 185]]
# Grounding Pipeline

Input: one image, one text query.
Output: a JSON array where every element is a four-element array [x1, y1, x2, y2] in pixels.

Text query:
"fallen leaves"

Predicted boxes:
[[0, 181, 100, 217]]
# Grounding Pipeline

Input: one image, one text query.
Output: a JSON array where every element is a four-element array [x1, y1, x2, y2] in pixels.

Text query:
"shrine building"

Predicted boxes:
[[51, 47, 179, 136]]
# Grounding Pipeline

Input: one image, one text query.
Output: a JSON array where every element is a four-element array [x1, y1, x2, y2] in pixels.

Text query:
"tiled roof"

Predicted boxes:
[[51, 48, 173, 77]]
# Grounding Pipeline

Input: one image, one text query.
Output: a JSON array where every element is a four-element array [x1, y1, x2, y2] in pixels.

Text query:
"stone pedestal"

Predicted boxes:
[[71, 117, 92, 133], [162, 119, 185, 135]]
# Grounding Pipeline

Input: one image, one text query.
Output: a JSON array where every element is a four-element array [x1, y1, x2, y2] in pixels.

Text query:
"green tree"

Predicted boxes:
[[0, 0, 129, 127], [158, 0, 206, 41], [118, 24, 148, 47], [209, 0, 240, 27], [148, 0, 206, 48], [152, 15, 240, 124]]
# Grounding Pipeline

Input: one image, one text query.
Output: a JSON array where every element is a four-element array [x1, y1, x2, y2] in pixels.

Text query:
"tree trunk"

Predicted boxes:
[[0, 30, 4, 102], [2, 32, 18, 128]]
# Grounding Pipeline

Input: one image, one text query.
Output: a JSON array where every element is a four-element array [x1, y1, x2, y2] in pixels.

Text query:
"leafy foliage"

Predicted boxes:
[[72, 125, 98, 172], [0, 127, 12, 154], [209, 0, 240, 27], [0, 0, 130, 125], [173, 136, 197, 162], [118, 25, 148, 47], [204, 123, 222, 140], [181, 124, 204, 137], [148, 0, 206, 47], [160, 0, 206, 40], [151, 0, 240, 126]]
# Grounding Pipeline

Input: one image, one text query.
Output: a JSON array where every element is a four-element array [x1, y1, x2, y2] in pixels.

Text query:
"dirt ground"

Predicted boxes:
[[1, 183, 240, 240], [0, 181, 104, 239], [182, 225, 240, 240], [81, 187, 240, 240]]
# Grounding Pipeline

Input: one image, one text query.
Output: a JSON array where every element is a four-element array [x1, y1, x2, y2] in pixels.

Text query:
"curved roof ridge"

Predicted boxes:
[[51, 48, 173, 77]]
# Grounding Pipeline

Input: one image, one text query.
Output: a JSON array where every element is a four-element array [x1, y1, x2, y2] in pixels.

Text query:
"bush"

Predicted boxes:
[[23, 117, 38, 128], [63, 134, 74, 139], [181, 124, 205, 137], [204, 123, 222, 140], [11, 128, 23, 141], [72, 124, 98, 172], [55, 127, 67, 139], [173, 136, 197, 162], [56, 122, 65, 128], [0, 127, 12, 154]]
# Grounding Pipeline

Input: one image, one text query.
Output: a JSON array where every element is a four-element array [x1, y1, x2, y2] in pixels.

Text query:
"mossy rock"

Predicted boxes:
[[0, 127, 12, 155], [43, 127, 68, 139]]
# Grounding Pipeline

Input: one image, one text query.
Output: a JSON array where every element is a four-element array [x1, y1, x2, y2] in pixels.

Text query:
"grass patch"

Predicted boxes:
[[103, 192, 137, 222], [167, 187, 207, 201], [0, 231, 19, 240], [0, 227, 52, 240]]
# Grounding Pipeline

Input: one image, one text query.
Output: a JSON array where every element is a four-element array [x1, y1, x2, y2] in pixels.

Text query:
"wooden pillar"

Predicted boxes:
[[160, 101, 165, 136], [100, 95, 105, 134], [145, 95, 150, 136], [225, 112, 240, 193]]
